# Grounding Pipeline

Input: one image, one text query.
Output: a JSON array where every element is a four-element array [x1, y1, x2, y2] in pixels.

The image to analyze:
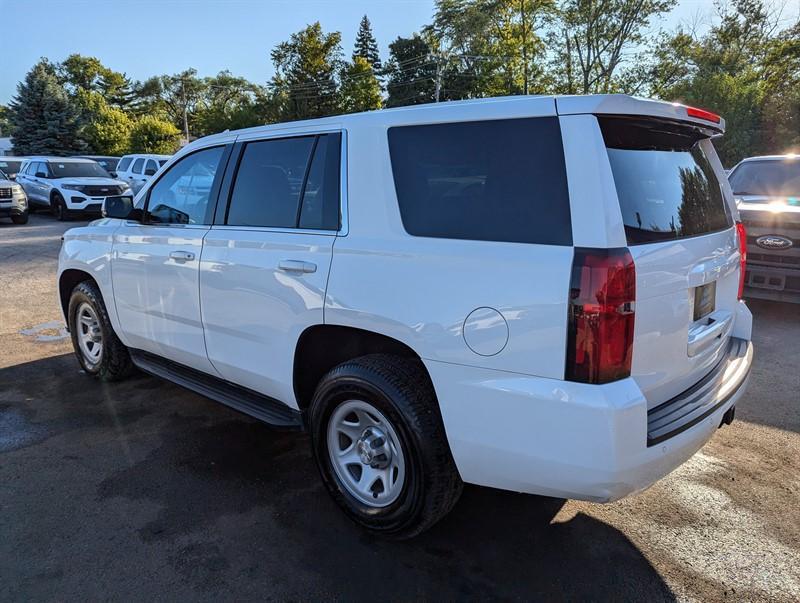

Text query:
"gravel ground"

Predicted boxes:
[[1, 214, 798, 601]]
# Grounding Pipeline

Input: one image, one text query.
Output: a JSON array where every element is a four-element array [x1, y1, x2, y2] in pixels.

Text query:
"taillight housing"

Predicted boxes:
[[736, 221, 747, 299], [566, 248, 636, 384]]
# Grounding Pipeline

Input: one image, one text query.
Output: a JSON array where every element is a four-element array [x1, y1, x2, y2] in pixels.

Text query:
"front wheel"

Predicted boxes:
[[310, 354, 463, 538], [68, 280, 132, 381], [11, 212, 28, 224], [52, 193, 68, 221]]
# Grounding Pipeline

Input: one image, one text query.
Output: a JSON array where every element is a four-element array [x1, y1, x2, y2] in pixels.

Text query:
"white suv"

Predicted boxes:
[[57, 95, 753, 537], [17, 157, 132, 220], [115, 153, 170, 194]]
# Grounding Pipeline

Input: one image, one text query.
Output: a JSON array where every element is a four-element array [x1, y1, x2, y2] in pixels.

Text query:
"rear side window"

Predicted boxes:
[[117, 157, 133, 172], [600, 117, 732, 245], [388, 117, 572, 245], [131, 158, 145, 174], [226, 133, 341, 230]]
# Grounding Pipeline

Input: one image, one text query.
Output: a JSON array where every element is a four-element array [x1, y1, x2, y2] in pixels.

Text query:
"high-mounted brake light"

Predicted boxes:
[[686, 106, 721, 124], [565, 248, 636, 385], [736, 222, 747, 299]]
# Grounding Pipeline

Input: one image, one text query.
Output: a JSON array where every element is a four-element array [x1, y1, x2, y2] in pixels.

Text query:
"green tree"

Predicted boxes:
[[353, 15, 382, 71], [428, 0, 556, 97], [340, 56, 383, 113], [60, 54, 134, 109], [270, 22, 344, 120], [385, 35, 437, 107], [133, 70, 206, 139], [194, 71, 267, 135], [644, 0, 797, 164], [0, 105, 11, 136], [9, 59, 85, 155], [129, 115, 181, 154], [552, 0, 677, 94], [77, 90, 133, 155]]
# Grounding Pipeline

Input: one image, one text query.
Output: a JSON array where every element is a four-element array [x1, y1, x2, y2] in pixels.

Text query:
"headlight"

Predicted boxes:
[[62, 184, 85, 192], [119, 182, 131, 192], [11, 184, 24, 195]]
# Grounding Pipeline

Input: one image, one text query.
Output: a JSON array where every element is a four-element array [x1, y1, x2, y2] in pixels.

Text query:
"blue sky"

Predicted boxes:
[[1, 0, 798, 105]]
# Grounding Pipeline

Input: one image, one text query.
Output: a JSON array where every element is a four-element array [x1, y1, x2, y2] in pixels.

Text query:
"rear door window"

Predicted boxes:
[[117, 157, 133, 172], [600, 117, 732, 244], [131, 158, 145, 175], [388, 117, 572, 245]]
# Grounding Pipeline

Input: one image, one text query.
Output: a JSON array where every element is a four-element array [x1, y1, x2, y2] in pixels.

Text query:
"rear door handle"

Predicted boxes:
[[278, 260, 316, 274], [169, 250, 195, 262]]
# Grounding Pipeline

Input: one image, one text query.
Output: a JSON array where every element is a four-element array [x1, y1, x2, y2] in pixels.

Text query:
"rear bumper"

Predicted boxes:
[[427, 338, 753, 502]]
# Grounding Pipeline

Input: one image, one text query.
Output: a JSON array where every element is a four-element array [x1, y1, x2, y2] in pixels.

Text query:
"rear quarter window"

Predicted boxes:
[[388, 117, 572, 246], [600, 117, 732, 245]]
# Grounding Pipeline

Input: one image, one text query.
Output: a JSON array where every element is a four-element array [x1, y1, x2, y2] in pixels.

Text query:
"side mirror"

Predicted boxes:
[[144, 168, 156, 176], [35, 171, 47, 178], [102, 195, 137, 220]]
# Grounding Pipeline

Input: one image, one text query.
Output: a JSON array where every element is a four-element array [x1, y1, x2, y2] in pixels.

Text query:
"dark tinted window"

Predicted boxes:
[[227, 136, 315, 228], [299, 133, 341, 230], [147, 146, 225, 225], [50, 161, 109, 178], [146, 159, 158, 174], [0, 160, 22, 174], [131, 158, 145, 174], [117, 157, 133, 172], [601, 117, 732, 245], [729, 159, 800, 198], [388, 117, 572, 245]]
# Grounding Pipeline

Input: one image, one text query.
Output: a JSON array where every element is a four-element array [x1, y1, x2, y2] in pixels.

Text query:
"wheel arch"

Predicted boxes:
[[293, 324, 435, 413], [58, 269, 98, 322]]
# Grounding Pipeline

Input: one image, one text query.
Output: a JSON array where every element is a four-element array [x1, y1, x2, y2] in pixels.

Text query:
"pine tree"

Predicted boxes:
[[353, 15, 381, 71], [9, 59, 86, 155]]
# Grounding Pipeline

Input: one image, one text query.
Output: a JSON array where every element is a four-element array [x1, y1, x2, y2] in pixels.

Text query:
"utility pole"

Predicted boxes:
[[434, 52, 442, 103], [521, 0, 528, 95], [181, 80, 189, 142]]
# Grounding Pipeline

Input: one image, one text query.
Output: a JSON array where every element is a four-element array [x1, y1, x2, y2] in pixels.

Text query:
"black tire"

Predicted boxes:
[[52, 192, 68, 221], [11, 212, 29, 224], [68, 280, 133, 381], [310, 354, 463, 538]]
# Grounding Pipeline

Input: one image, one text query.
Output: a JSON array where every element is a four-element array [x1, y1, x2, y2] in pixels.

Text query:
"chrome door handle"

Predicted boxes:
[[278, 260, 316, 274], [687, 310, 733, 357], [169, 250, 195, 262]]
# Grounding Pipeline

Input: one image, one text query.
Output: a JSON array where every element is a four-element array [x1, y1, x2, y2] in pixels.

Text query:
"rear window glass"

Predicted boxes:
[[388, 117, 572, 246], [729, 159, 800, 199], [601, 117, 732, 245]]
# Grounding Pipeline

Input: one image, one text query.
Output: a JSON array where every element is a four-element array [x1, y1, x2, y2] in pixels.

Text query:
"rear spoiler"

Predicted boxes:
[[555, 95, 725, 137]]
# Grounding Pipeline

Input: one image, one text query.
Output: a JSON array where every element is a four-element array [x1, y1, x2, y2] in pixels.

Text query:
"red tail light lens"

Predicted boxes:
[[736, 221, 747, 299], [686, 106, 721, 124], [566, 248, 636, 384]]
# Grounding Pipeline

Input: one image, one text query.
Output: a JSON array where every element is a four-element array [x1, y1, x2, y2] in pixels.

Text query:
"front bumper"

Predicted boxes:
[[426, 337, 753, 502]]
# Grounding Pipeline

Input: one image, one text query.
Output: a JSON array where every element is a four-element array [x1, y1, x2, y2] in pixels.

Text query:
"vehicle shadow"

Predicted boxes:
[[737, 298, 800, 434], [0, 353, 675, 601]]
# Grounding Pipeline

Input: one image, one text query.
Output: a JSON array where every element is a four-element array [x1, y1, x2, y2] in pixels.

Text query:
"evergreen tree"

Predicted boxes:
[[271, 22, 344, 120], [340, 57, 383, 113], [353, 15, 382, 71], [385, 35, 436, 107], [9, 59, 85, 155]]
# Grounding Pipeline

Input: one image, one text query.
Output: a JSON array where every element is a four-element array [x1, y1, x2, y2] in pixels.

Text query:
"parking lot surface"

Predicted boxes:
[[1, 214, 799, 601]]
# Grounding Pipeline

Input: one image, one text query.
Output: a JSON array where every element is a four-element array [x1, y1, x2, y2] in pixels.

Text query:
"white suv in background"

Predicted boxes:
[[115, 153, 170, 194], [17, 157, 132, 220], [58, 95, 753, 538]]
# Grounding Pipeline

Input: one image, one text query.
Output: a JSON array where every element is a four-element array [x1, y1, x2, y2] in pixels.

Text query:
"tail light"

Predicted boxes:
[[686, 105, 721, 124], [566, 248, 636, 384], [736, 221, 747, 299]]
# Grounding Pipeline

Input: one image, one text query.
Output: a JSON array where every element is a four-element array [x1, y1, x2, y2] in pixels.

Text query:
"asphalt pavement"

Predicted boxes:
[[1, 214, 798, 601]]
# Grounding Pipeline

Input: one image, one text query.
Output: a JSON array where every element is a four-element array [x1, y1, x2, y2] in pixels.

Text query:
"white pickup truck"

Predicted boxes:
[[58, 95, 753, 538]]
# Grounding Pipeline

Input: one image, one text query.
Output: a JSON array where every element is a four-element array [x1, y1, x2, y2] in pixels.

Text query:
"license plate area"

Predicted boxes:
[[693, 281, 716, 322]]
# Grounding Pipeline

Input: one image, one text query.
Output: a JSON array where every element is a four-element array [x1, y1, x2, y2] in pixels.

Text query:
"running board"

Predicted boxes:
[[129, 349, 303, 430]]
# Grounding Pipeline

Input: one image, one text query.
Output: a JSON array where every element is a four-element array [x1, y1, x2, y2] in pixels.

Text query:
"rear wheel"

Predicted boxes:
[[310, 354, 462, 538], [11, 212, 28, 224], [68, 280, 132, 381], [52, 192, 68, 221]]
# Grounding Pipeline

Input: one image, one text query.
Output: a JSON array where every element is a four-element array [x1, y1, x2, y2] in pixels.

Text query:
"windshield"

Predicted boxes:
[[728, 159, 800, 198], [0, 169, 7, 180], [0, 160, 22, 174], [50, 161, 110, 178]]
